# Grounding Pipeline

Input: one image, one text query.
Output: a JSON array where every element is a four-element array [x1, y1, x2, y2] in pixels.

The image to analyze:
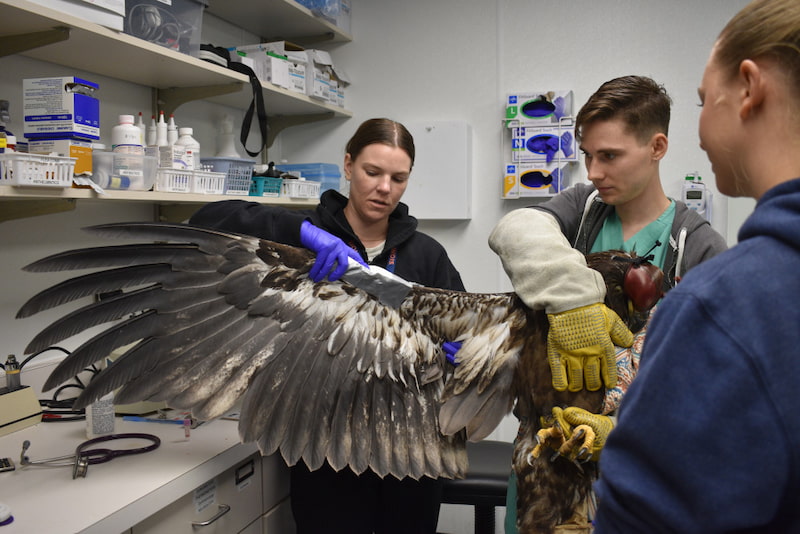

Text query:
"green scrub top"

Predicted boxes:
[[590, 200, 676, 271]]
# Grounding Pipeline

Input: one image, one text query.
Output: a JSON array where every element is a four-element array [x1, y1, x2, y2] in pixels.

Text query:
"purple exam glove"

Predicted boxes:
[[300, 220, 368, 282], [443, 341, 462, 366]]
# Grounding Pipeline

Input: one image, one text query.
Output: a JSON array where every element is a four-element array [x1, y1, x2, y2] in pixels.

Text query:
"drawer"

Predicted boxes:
[[262, 453, 290, 513], [133, 453, 262, 534], [263, 498, 295, 534]]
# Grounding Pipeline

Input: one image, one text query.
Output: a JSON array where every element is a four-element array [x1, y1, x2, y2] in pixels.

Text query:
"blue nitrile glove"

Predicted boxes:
[[300, 220, 368, 282], [443, 341, 462, 366]]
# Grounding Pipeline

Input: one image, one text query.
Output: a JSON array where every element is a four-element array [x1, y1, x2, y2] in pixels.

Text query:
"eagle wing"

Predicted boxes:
[[17, 222, 523, 480]]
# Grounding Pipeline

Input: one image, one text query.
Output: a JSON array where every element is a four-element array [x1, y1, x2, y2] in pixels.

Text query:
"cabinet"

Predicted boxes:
[[0, 0, 352, 216], [131, 451, 295, 534]]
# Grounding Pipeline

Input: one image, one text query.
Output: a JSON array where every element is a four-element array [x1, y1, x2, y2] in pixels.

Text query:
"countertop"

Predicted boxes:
[[0, 416, 258, 533]]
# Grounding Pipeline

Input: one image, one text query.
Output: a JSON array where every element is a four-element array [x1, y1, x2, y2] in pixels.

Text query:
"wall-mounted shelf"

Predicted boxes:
[[0, 185, 317, 223], [0, 0, 353, 118], [207, 0, 352, 44]]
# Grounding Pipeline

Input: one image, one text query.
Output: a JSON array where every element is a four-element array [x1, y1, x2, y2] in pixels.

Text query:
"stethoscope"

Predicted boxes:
[[20, 433, 160, 479]]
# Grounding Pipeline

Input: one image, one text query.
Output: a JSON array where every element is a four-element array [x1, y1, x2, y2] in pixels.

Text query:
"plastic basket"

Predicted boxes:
[[0, 152, 75, 187], [250, 176, 283, 197], [281, 179, 321, 199], [155, 169, 193, 193], [192, 170, 226, 194], [200, 157, 255, 195]]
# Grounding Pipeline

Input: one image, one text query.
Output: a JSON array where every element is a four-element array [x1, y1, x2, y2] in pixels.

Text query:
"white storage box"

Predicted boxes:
[[155, 169, 193, 193], [27, 0, 124, 30], [281, 178, 320, 199], [0, 152, 75, 187], [192, 169, 226, 194], [92, 151, 157, 190]]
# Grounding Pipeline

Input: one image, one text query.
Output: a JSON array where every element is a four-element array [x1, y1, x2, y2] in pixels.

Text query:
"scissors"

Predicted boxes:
[[20, 433, 160, 479]]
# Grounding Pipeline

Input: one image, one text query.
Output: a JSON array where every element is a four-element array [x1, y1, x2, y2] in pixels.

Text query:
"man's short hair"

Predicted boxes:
[[575, 75, 672, 144]]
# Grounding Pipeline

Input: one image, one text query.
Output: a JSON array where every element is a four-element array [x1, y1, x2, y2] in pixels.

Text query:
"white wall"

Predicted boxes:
[[0, 2, 755, 533]]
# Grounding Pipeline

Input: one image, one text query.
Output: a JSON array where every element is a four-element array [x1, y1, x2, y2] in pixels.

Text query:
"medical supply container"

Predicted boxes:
[[201, 157, 256, 195], [23, 77, 100, 140], [124, 0, 208, 57], [277, 162, 340, 195], [0, 152, 76, 187], [174, 127, 200, 170], [91, 151, 157, 190]]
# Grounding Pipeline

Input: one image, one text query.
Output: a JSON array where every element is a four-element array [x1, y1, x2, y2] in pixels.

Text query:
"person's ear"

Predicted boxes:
[[650, 132, 668, 161], [739, 59, 765, 120], [343, 153, 352, 181]]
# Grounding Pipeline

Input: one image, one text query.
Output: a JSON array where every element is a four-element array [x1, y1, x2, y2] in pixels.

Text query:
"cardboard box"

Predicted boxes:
[[158, 144, 189, 170], [232, 45, 292, 90], [28, 138, 93, 175], [261, 42, 307, 94], [305, 49, 333, 102], [329, 65, 350, 108], [23, 77, 100, 140], [502, 162, 573, 198], [506, 91, 574, 126], [510, 122, 577, 163]]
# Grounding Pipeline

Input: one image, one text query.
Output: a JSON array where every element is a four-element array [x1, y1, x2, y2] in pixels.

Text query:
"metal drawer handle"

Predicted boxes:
[[191, 503, 231, 527]]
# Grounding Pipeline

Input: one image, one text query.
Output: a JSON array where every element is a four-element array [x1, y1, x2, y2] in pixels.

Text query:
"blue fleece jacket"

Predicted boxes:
[[593, 178, 800, 533]]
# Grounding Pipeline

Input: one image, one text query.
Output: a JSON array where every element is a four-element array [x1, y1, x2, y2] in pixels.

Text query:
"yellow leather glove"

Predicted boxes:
[[552, 406, 615, 462], [547, 303, 633, 392]]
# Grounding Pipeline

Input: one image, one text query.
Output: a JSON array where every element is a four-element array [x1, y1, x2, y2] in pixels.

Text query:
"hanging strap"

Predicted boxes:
[[573, 189, 600, 248], [227, 60, 268, 157]]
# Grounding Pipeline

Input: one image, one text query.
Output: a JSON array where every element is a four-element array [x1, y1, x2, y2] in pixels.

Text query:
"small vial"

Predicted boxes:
[[4, 355, 20, 391]]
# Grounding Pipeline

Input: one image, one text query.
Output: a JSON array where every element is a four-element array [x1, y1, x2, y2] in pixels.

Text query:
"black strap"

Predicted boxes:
[[228, 60, 268, 157]]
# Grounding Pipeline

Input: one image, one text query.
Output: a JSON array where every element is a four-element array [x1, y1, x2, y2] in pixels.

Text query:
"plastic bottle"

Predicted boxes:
[[111, 114, 145, 189], [174, 127, 200, 170], [167, 114, 179, 145], [136, 112, 146, 145], [146, 114, 157, 146], [156, 110, 168, 147]]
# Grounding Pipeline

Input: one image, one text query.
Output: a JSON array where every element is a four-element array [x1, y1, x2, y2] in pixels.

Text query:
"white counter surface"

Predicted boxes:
[[0, 416, 258, 533]]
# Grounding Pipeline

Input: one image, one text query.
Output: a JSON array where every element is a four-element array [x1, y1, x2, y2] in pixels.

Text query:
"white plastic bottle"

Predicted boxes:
[[135, 112, 146, 146], [156, 110, 168, 147], [146, 114, 157, 146], [111, 114, 145, 189], [174, 127, 200, 170], [167, 114, 179, 145]]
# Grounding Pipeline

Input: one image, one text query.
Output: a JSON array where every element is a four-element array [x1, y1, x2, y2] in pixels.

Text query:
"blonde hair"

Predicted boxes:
[[715, 0, 800, 94]]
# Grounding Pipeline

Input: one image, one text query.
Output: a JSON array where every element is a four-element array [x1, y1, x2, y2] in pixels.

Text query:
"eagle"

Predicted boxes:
[[16, 222, 660, 534]]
